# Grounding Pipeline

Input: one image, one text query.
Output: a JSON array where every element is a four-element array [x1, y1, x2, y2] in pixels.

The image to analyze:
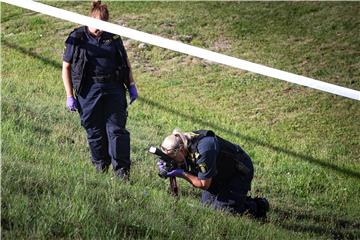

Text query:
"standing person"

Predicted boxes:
[[157, 129, 269, 218], [62, 0, 138, 180]]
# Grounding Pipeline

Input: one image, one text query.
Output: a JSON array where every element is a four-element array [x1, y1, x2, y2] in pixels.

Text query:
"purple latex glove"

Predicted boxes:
[[128, 84, 138, 104], [166, 169, 184, 177], [66, 96, 78, 112], [157, 161, 183, 178], [157, 160, 168, 178], [157, 160, 166, 172]]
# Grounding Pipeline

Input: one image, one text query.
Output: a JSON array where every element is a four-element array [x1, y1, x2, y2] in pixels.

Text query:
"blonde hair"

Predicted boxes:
[[90, 0, 109, 21], [161, 128, 199, 154]]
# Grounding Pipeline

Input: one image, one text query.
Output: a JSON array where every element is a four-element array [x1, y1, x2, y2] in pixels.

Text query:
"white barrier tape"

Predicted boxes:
[[2, 0, 359, 101]]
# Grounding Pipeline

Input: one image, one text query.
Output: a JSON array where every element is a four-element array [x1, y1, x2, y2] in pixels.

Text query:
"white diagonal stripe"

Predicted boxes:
[[2, 0, 359, 101]]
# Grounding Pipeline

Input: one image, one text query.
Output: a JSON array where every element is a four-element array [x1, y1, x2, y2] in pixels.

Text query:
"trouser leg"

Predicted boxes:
[[201, 188, 257, 215], [77, 84, 110, 170], [103, 83, 131, 171], [201, 155, 262, 216], [231, 154, 258, 215], [107, 124, 130, 171], [85, 127, 110, 170]]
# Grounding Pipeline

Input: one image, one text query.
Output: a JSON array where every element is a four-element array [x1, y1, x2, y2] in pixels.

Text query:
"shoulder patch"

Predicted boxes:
[[190, 152, 200, 162], [198, 163, 208, 173], [75, 32, 82, 38], [103, 38, 113, 45], [113, 35, 120, 40]]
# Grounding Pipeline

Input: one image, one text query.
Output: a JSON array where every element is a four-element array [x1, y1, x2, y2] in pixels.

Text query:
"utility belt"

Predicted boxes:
[[209, 147, 252, 194], [217, 137, 252, 177], [88, 72, 119, 84], [87, 68, 129, 86], [233, 145, 252, 176]]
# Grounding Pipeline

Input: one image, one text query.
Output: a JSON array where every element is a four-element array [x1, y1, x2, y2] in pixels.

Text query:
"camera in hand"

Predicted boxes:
[[148, 146, 177, 178]]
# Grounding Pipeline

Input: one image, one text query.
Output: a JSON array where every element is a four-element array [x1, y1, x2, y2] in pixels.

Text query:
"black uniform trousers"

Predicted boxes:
[[201, 152, 258, 216], [77, 81, 130, 171]]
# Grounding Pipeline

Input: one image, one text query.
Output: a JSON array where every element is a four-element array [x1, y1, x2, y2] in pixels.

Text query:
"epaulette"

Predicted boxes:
[[75, 31, 83, 39], [73, 26, 86, 40]]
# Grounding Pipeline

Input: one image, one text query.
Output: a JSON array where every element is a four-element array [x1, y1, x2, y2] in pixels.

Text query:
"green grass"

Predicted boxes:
[[1, 1, 360, 239]]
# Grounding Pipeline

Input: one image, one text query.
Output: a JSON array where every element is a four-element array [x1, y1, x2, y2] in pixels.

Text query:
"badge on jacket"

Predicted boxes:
[[190, 152, 200, 162], [198, 163, 208, 173], [103, 38, 112, 45]]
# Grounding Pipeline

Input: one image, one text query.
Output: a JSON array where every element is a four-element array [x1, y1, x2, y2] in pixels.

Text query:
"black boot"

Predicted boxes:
[[254, 197, 269, 218], [95, 164, 109, 173], [114, 167, 130, 181]]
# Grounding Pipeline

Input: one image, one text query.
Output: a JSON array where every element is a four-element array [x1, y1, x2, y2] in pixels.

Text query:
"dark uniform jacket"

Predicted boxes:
[[185, 130, 253, 193], [63, 26, 130, 95]]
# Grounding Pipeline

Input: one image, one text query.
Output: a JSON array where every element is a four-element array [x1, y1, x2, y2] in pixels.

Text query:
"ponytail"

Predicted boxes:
[[90, 0, 109, 21], [161, 128, 200, 155], [172, 128, 199, 150], [92, 0, 101, 8]]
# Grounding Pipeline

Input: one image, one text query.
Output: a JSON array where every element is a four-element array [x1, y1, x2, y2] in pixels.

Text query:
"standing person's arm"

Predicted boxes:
[[116, 36, 138, 104], [62, 61, 73, 97], [62, 61, 77, 112], [126, 57, 138, 104], [62, 29, 79, 112], [126, 57, 135, 86]]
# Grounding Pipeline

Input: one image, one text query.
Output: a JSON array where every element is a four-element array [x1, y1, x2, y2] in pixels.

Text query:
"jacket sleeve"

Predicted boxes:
[[196, 137, 219, 180], [63, 31, 77, 63]]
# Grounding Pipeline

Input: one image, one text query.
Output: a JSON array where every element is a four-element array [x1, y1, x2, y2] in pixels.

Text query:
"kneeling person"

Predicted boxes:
[[157, 129, 269, 218]]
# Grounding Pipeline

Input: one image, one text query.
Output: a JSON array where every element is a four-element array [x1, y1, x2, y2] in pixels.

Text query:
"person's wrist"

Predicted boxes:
[[175, 169, 184, 177]]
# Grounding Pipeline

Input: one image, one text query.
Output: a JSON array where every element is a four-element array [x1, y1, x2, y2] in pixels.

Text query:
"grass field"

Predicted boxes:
[[1, 1, 360, 239]]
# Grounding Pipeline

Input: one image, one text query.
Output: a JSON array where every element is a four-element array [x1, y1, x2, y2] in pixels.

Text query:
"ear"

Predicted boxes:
[[179, 144, 185, 152], [180, 146, 188, 158]]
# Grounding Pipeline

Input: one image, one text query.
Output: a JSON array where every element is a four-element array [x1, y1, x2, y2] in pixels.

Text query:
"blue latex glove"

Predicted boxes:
[[66, 96, 78, 112], [166, 169, 184, 177], [128, 84, 138, 104]]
